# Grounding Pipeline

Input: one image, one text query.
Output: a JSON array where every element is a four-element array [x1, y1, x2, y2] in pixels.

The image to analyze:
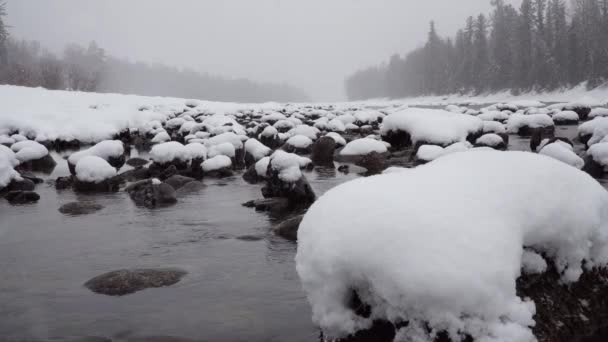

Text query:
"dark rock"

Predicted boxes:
[[519, 125, 555, 138], [235, 235, 264, 241], [583, 155, 604, 178], [126, 157, 149, 167], [73, 178, 120, 193], [242, 164, 263, 184], [164, 175, 196, 190], [115, 167, 151, 183], [59, 202, 104, 216], [55, 176, 74, 190], [259, 134, 282, 149], [338, 164, 350, 174], [381, 130, 412, 150], [273, 214, 304, 241], [5, 191, 40, 204], [311, 136, 337, 166], [355, 151, 387, 175], [242, 198, 290, 214], [261, 170, 316, 210], [203, 167, 234, 178], [283, 143, 312, 155], [530, 127, 556, 152], [567, 106, 592, 121], [125, 179, 177, 208], [17, 154, 57, 174], [149, 163, 180, 180], [6, 178, 35, 192], [84, 268, 187, 296]]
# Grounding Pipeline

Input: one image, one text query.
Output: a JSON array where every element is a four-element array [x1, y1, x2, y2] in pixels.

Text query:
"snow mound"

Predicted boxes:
[[244, 138, 271, 161], [587, 142, 608, 167], [75, 156, 117, 183], [475, 133, 505, 147], [68, 140, 124, 165], [552, 111, 579, 123], [589, 108, 608, 118], [416, 142, 471, 162], [539, 142, 584, 169], [208, 142, 236, 158], [150, 141, 190, 164], [325, 132, 347, 146], [506, 114, 554, 133], [11, 140, 49, 162], [202, 155, 232, 172], [184, 143, 207, 160], [269, 150, 311, 182], [151, 131, 171, 143], [340, 138, 388, 156], [286, 135, 313, 149], [380, 108, 482, 145], [296, 150, 608, 342]]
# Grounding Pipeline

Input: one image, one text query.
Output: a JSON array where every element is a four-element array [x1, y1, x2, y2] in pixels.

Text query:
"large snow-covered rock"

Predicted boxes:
[[380, 108, 483, 148], [68, 140, 125, 174], [506, 114, 554, 136], [296, 150, 608, 342]]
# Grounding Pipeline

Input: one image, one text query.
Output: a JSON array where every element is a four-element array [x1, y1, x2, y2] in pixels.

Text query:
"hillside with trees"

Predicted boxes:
[[0, 4, 309, 102], [345, 0, 608, 100]]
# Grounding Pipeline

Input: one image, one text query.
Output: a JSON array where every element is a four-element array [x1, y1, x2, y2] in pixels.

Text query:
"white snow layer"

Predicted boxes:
[[340, 138, 388, 156], [201, 155, 232, 172], [296, 150, 608, 342], [244, 138, 271, 161], [506, 114, 554, 133], [539, 142, 584, 169], [0, 145, 21, 187], [75, 156, 117, 183], [269, 150, 311, 182], [150, 141, 190, 164], [11, 140, 49, 162], [68, 140, 124, 165], [380, 108, 483, 145]]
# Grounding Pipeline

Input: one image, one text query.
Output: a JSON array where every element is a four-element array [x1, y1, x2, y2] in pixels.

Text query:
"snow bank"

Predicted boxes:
[[75, 156, 117, 183], [380, 108, 482, 145], [340, 138, 388, 156], [296, 150, 608, 341]]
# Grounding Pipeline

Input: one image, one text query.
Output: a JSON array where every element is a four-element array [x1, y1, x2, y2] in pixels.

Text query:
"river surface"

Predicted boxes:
[[0, 124, 602, 342]]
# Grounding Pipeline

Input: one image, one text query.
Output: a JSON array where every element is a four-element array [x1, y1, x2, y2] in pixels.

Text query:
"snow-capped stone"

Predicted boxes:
[[539, 142, 584, 169], [75, 156, 117, 183], [296, 150, 608, 341], [150, 141, 190, 164], [201, 155, 232, 172], [506, 114, 554, 135], [340, 138, 388, 156]]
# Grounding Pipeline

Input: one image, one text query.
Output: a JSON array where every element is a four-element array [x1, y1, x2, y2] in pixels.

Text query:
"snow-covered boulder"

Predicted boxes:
[[260, 151, 315, 210], [73, 156, 119, 192], [296, 150, 608, 342], [475, 133, 507, 150], [589, 107, 608, 119], [539, 141, 584, 169], [552, 111, 579, 125], [380, 108, 483, 149], [201, 155, 233, 178], [243, 138, 271, 167], [68, 140, 125, 174], [579, 117, 608, 147], [258, 125, 282, 149], [506, 114, 554, 136], [284, 135, 314, 155], [11, 140, 56, 173], [150, 141, 190, 169], [340, 138, 388, 157]]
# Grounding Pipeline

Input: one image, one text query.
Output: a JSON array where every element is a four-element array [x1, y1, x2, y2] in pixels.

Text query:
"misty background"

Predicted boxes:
[[3, 0, 521, 102]]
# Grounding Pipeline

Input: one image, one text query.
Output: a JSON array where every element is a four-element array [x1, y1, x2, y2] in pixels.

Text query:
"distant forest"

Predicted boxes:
[[0, 4, 309, 103], [346, 0, 608, 100]]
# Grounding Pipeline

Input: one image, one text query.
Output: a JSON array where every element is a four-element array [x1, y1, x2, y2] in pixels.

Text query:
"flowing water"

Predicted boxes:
[[0, 124, 603, 342]]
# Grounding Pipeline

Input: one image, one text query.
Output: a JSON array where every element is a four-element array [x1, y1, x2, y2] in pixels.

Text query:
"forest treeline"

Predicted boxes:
[[0, 4, 309, 103], [345, 0, 608, 100]]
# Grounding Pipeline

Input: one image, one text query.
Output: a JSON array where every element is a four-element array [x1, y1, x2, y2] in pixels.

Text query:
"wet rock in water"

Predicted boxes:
[[148, 163, 179, 180], [338, 164, 350, 174], [164, 174, 196, 190], [355, 151, 387, 175], [242, 198, 290, 214], [55, 176, 74, 190], [73, 178, 120, 193], [262, 174, 316, 210], [84, 268, 187, 296], [126, 157, 149, 167], [115, 166, 151, 183], [5, 190, 40, 204], [125, 179, 177, 208], [18, 154, 57, 174], [311, 136, 337, 167], [274, 214, 304, 241], [530, 127, 556, 152], [583, 155, 604, 178], [6, 177, 35, 191], [242, 164, 262, 184], [59, 202, 104, 216]]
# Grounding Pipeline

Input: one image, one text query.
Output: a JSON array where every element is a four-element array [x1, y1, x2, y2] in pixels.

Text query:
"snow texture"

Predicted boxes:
[[68, 140, 124, 165], [297, 150, 608, 342], [150, 141, 190, 164], [201, 155, 232, 172], [539, 142, 584, 169], [340, 138, 388, 156], [75, 156, 117, 183], [11, 140, 49, 162]]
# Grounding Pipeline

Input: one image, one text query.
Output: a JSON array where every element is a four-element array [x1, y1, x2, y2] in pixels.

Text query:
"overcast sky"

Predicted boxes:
[[6, 0, 521, 101]]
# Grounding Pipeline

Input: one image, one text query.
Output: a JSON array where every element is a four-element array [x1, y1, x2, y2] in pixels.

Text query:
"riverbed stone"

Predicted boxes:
[[5, 190, 40, 204], [59, 202, 104, 216], [84, 268, 187, 296]]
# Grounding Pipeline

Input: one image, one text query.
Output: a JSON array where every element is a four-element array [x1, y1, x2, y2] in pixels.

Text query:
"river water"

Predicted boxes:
[[0, 124, 600, 342]]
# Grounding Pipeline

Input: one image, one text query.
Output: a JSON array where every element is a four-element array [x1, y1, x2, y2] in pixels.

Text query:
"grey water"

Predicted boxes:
[[0, 124, 600, 342], [0, 152, 358, 342]]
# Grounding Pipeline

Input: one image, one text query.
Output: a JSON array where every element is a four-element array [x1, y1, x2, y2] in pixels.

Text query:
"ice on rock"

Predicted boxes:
[[340, 138, 388, 156], [75, 156, 117, 183], [296, 150, 608, 342], [381, 108, 483, 146]]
